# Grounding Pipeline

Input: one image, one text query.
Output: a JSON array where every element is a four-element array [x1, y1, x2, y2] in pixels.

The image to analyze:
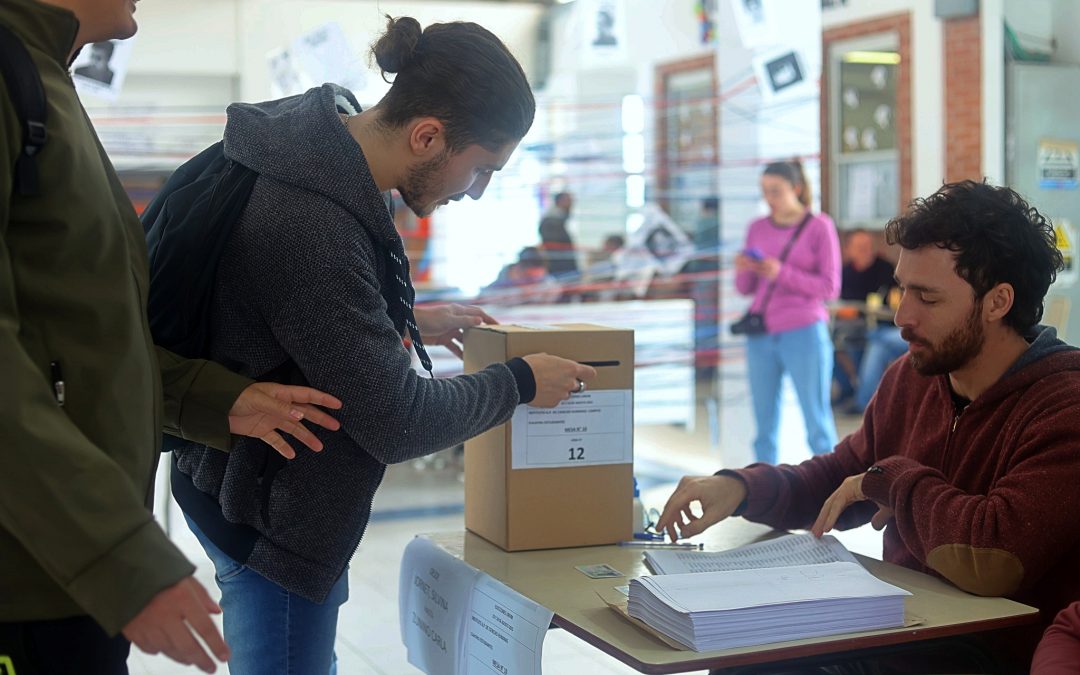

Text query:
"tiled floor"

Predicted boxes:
[[131, 384, 873, 674]]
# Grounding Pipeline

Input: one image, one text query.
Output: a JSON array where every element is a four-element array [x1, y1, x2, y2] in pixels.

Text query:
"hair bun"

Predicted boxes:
[[373, 15, 422, 75]]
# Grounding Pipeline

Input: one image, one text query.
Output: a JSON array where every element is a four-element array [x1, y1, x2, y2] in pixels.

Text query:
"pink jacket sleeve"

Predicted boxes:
[[1032, 602, 1080, 674]]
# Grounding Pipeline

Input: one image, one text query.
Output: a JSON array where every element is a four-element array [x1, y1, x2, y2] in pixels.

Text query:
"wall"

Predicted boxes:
[[234, 0, 543, 105], [1053, 0, 1080, 65], [945, 13, 983, 182]]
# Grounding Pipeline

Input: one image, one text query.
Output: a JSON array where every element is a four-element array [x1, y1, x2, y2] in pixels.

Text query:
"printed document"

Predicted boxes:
[[644, 533, 859, 574], [510, 389, 632, 470]]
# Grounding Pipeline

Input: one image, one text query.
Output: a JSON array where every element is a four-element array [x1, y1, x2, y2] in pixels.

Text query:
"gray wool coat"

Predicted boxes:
[[173, 84, 521, 602]]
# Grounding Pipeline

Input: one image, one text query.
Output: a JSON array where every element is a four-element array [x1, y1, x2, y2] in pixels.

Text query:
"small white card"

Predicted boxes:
[[510, 389, 633, 470]]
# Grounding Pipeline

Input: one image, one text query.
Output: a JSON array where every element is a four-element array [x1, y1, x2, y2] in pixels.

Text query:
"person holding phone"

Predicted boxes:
[[734, 159, 841, 464]]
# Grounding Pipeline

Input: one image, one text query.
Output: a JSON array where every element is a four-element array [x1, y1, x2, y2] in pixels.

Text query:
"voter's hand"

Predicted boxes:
[[656, 474, 747, 542], [414, 303, 497, 359], [521, 354, 596, 407]]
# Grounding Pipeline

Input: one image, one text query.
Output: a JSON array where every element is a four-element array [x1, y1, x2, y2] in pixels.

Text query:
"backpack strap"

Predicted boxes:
[[0, 23, 48, 197]]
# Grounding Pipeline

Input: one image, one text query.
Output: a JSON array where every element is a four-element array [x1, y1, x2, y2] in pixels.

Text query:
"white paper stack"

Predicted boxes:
[[627, 561, 910, 652], [644, 533, 859, 575]]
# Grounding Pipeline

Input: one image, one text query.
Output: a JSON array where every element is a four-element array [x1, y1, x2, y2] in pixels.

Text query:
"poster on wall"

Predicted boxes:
[[72, 38, 136, 101], [267, 22, 366, 98], [580, 0, 628, 65], [696, 0, 719, 45], [729, 0, 776, 48], [1038, 139, 1079, 190], [751, 47, 813, 102], [267, 48, 304, 98], [1055, 218, 1078, 287]]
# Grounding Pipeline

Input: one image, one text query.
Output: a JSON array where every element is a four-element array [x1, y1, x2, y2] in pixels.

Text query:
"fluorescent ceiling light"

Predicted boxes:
[[842, 51, 901, 65]]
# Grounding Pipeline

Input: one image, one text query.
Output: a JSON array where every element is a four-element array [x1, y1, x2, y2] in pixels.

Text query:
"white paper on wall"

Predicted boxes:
[[579, 0, 629, 66], [268, 22, 366, 98], [729, 0, 776, 49], [72, 37, 136, 102], [751, 46, 814, 103]]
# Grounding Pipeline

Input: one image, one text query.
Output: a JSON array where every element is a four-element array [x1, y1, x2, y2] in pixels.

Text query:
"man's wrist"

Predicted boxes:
[[506, 357, 536, 404]]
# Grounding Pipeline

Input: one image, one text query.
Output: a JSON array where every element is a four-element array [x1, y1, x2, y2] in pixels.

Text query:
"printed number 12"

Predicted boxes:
[[568, 447, 585, 461]]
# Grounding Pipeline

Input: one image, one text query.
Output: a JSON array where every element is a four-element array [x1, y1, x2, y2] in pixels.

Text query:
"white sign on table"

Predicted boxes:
[[510, 389, 633, 470], [400, 537, 554, 675], [465, 576, 553, 675]]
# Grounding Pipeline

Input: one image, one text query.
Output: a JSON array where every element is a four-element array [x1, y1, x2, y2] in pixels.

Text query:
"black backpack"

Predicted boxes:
[[0, 23, 48, 197], [142, 142, 258, 359]]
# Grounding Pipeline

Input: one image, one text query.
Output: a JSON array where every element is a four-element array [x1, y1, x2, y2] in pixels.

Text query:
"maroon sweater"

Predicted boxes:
[[1033, 602, 1080, 673], [728, 328, 1080, 653]]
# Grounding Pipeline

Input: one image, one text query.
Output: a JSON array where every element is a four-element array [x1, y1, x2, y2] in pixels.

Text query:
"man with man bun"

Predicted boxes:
[[167, 15, 595, 674]]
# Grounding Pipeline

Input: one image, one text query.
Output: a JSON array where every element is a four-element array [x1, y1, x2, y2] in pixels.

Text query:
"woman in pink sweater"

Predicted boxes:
[[735, 160, 841, 464]]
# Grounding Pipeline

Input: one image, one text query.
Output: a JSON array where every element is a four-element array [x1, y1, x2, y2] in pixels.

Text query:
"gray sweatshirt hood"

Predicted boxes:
[[222, 84, 399, 245], [1005, 324, 1077, 376]]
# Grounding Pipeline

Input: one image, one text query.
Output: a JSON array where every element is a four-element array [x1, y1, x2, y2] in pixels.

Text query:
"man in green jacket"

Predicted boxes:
[[0, 1, 343, 673]]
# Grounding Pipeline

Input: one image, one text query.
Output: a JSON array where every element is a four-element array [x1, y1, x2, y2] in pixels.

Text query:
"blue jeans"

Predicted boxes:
[[853, 326, 908, 411], [746, 321, 838, 464], [185, 514, 347, 675]]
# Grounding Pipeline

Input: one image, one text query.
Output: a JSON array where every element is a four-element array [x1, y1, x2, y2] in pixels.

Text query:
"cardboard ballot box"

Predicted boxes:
[[463, 324, 634, 551]]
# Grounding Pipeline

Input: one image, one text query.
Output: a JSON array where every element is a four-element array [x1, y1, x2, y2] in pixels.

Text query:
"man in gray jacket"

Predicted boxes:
[[169, 15, 596, 675]]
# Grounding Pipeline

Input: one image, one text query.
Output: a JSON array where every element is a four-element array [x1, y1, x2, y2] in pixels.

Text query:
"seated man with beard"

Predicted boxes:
[[658, 181, 1080, 670]]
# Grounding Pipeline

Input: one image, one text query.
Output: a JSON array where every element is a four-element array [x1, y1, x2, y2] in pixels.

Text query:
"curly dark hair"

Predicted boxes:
[[884, 180, 1063, 332]]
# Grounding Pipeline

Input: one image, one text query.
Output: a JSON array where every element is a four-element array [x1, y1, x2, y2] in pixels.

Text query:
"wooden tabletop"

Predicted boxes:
[[424, 521, 1039, 674]]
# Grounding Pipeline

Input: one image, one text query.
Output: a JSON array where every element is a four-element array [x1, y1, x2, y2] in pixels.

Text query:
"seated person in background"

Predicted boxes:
[[836, 228, 908, 414], [581, 234, 626, 302], [479, 246, 561, 305], [1033, 602, 1080, 673], [658, 181, 1080, 670]]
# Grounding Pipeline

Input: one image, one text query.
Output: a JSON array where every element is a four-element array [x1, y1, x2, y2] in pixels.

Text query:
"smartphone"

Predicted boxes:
[[743, 247, 765, 261]]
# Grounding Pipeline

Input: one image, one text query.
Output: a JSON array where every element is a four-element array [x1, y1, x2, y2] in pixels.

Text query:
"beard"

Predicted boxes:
[[902, 300, 986, 376], [398, 149, 450, 217]]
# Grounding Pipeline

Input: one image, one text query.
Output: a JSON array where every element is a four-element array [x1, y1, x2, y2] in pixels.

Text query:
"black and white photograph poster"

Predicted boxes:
[[266, 22, 366, 99], [751, 47, 813, 102], [266, 48, 304, 98], [730, 0, 776, 48], [581, 0, 628, 64], [71, 37, 136, 102]]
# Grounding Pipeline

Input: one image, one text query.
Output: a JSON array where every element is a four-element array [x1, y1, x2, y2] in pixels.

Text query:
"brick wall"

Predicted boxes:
[[943, 15, 983, 182], [821, 13, 912, 217]]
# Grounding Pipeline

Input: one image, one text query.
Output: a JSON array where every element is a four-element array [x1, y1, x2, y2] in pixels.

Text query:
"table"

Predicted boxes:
[[423, 521, 1039, 673]]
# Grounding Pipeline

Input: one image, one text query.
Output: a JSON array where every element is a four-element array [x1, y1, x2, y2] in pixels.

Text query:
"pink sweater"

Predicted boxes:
[[734, 212, 841, 334], [725, 328, 1080, 661]]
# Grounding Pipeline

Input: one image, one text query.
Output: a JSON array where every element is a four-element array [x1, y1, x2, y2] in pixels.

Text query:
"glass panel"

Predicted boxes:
[[838, 60, 897, 154], [838, 159, 899, 226]]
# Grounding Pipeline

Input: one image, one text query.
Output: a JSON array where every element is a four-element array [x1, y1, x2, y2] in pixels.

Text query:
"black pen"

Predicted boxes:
[[580, 360, 621, 367]]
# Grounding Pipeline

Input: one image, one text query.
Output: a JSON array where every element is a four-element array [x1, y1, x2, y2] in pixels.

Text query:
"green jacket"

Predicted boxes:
[[0, 0, 251, 635]]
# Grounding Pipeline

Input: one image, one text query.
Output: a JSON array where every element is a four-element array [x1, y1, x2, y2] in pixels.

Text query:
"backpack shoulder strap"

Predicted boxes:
[[0, 23, 48, 197]]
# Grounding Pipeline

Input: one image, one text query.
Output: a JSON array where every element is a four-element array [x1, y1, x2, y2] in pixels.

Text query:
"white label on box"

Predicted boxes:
[[510, 390, 632, 469]]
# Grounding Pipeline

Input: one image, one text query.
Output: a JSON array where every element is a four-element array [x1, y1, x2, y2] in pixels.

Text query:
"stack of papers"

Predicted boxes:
[[628, 561, 911, 651], [645, 533, 858, 575]]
